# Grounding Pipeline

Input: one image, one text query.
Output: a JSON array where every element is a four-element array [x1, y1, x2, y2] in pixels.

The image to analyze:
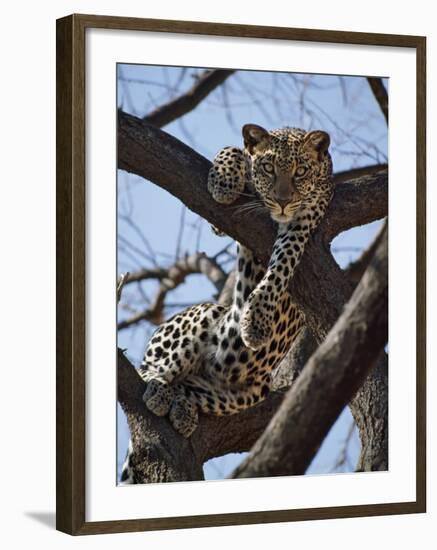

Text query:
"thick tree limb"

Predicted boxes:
[[286, 238, 388, 472], [118, 111, 388, 252], [333, 163, 387, 184], [118, 349, 204, 482], [117, 112, 389, 473], [272, 327, 316, 390], [143, 69, 235, 128], [351, 350, 388, 471], [231, 227, 388, 478]]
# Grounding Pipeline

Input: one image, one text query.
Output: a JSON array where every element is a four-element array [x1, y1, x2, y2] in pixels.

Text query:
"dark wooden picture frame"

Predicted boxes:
[[56, 13, 426, 535]]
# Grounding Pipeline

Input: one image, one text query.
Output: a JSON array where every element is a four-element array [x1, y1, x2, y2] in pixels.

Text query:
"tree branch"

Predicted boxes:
[[116, 272, 130, 303], [123, 266, 168, 284], [367, 77, 389, 123], [231, 227, 388, 478], [118, 111, 388, 252], [143, 69, 235, 128], [118, 252, 228, 329], [272, 327, 316, 390], [118, 349, 204, 482], [332, 163, 387, 184], [117, 112, 389, 473], [344, 219, 387, 285], [217, 269, 236, 306]]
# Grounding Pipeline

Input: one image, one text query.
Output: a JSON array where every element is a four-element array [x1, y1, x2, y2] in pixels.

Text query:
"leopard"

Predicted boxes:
[[120, 123, 334, 484]]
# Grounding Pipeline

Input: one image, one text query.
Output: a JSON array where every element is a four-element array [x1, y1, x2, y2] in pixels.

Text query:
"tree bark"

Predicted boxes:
[[117, 112, 389, 477], [118, 349, 204, 482]]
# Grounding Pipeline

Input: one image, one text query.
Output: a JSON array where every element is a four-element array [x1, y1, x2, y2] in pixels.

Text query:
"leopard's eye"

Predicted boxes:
[[295, 165, 308, 177], [262, 162, 275, 175]]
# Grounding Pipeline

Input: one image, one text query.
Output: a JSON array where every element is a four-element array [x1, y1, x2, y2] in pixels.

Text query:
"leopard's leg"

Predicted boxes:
[[186, 371, 272, 415], [168, 387, 200, 439], [233, 243, 266, 309], [168, 371, 273, 437], [207, 146, 250, 236], [166, 249, 305, 438], [240, 199, 330, 350], [207, 146, 249, 205], [206, 243, 266, 383], [140, 303, 227, 416]]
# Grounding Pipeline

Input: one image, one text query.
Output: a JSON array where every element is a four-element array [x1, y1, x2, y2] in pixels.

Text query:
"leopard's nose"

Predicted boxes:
[[277, 199, 290, 210], [272, 176, 294, 208], [272, 194, 290, 210]]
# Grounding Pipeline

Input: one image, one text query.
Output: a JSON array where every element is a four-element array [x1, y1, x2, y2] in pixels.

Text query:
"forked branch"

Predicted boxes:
[[117, 112, 389, 474]]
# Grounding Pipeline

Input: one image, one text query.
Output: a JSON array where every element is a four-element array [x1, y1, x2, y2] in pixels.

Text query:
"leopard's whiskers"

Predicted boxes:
[[232, 198, 264, 209], [284, 201, 303, 214], [233, 200, 266, 216], [235, 205, 266, 216], [230, 190, 257, 199]]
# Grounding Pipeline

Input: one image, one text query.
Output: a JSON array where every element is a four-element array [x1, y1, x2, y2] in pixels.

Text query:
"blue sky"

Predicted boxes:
[[116, 64, 387, 480]]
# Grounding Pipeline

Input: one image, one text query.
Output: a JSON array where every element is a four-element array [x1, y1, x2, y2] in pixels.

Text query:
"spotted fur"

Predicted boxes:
[[120, 124, 334, 483]]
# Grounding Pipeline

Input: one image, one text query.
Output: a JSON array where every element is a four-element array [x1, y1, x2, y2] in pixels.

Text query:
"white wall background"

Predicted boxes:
[[0, 0, 434, 547]]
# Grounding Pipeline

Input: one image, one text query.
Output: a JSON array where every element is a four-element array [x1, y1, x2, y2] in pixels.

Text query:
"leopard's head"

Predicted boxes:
[[243, 124, 333, 224]]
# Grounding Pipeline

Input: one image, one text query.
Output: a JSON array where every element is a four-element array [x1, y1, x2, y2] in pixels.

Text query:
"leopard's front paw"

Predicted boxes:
[[169, 395, 199, 438], [240, 295, 273, 351], [143, 378, 174, 417], [207, 147, 247, 205]]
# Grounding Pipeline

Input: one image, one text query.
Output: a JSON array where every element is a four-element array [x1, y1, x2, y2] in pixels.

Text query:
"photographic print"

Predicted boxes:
[[116, 64, 388, 485], [57, 15, 425, 533]]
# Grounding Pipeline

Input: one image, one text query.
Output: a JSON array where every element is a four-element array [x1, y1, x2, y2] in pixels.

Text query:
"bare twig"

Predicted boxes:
[[118, 66, 137, 115], [118, 234, 155, 265], [119, 214, 158, 266], [175, 206, 186, 260], [118, 252, 228, 329], [143, 69, 235, 128], [123, 267, 168, 284]]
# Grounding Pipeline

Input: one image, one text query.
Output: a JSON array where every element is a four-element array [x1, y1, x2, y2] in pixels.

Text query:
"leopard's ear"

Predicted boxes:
[[304, 130, 330, 161], [243, 124, 270, 154]]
